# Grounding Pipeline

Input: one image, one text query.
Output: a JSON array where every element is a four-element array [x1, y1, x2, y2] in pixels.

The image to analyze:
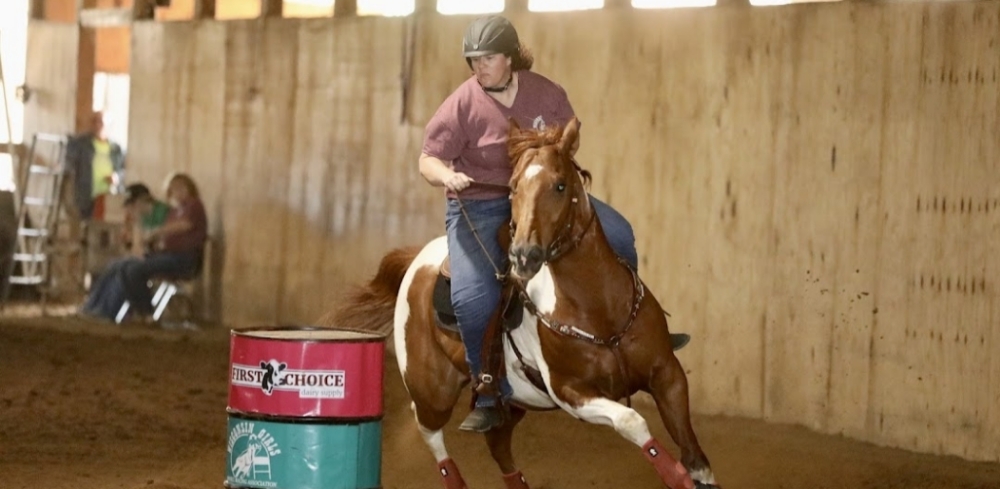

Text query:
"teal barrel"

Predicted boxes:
[[224, 415, 382, 489], [225, 327, 385, 489]]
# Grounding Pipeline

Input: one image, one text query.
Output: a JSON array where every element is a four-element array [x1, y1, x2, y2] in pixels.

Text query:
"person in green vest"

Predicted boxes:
[[122, 183, 171, 247]]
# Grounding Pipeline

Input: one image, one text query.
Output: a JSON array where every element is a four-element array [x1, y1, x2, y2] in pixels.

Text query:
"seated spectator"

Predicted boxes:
[[121, 183, 171, 252], [79, 173, 207, 322], [121, 173, 207, 319]]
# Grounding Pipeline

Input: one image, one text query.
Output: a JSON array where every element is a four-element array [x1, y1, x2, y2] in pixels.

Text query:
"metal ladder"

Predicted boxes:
[[3, 134, 70, 310]]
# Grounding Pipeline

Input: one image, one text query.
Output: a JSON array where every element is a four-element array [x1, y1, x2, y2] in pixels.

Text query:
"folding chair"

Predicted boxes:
[[115, 252, 204, 325]]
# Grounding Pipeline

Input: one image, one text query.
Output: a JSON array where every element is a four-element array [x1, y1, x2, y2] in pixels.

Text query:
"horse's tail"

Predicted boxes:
[[317, 246, 421, 336]]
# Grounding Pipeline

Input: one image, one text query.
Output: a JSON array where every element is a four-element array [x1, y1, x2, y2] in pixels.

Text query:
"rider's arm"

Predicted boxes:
[[419, 153, 473, 193], [418, 153, 455, 187]]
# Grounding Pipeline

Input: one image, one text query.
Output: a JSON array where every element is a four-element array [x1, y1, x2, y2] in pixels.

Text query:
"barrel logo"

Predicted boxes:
[[231, 359, 347, 399], [227, 421, 282, 488]]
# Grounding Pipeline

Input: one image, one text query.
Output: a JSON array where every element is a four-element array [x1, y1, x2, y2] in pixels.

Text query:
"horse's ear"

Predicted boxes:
[[558, 117, 580, 155], [507, 117, 522, 137]]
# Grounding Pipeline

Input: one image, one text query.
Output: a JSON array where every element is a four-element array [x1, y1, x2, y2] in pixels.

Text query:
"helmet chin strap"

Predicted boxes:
[[482, 73, 513, 93]]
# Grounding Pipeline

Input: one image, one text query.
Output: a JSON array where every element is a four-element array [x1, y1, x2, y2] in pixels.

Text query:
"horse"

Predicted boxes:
[[324, 118, 721, 489]]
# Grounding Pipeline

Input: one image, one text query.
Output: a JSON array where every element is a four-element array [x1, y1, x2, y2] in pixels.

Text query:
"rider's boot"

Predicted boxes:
[[670, 333, 690, 351], [459, 405, 504, 432], [459, 375, 510, 432]]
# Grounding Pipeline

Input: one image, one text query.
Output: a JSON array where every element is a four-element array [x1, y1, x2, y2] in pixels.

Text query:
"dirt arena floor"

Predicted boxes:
[[3, 309, 1000, 489]]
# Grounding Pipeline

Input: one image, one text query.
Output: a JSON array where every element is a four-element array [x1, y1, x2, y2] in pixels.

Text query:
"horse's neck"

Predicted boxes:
[[544, 215, 634, 313]]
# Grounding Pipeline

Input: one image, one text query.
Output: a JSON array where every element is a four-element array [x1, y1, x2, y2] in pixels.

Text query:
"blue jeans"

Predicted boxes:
[[445, 195, 636, 407], [83, 257, 139, 320], [121, 251, 200, 315]]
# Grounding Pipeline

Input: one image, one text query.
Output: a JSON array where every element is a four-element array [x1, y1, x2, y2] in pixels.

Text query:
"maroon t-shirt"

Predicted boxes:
[[162, 197, 207, 254], [422, 70, 577, 200]]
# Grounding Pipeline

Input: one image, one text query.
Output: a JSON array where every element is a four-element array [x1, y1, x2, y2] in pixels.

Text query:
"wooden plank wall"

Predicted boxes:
[[22, 21, 78, 138], [128, 17, 434, 324], [125, 3, 1000, 461]]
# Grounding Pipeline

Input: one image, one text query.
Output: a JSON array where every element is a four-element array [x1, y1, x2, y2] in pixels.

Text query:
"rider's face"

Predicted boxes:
[[470, 53, 511, 88]]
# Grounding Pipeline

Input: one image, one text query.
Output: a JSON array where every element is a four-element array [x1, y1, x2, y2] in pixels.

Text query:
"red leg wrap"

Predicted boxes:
[[642, 439, 695, 489], [502, 470, 530, 489], [437, 458, 468, 489]]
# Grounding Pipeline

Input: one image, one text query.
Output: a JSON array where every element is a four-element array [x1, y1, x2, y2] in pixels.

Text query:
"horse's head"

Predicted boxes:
[[507, 117, 592, 281]]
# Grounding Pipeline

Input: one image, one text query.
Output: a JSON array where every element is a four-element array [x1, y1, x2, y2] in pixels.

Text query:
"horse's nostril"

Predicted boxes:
[[527, 247, 544, 264]]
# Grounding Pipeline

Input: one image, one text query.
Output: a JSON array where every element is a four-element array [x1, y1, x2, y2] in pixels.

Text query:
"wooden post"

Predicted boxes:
[[334, 0, 357, 17], [194, 0, 216, 19], [75, 31, 96, 132], [412, 0, 433, 15], [29, 0, 46, 20], [132, 0, 155, 20], [505, 0, 529, 12], [604, 0, 632, 8], [36, 0, 80, 22], [260, 0, 282, 17]]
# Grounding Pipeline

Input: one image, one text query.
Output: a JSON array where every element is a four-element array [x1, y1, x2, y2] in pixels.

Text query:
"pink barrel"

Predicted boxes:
[[227, 327, 385, 419]]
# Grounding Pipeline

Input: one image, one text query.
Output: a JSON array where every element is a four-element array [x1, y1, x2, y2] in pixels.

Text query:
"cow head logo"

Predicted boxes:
[[259, 360, 286, 395]]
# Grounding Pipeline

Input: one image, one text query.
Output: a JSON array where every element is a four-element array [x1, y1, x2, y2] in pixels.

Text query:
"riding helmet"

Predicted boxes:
[[463, 15, 520, 59]]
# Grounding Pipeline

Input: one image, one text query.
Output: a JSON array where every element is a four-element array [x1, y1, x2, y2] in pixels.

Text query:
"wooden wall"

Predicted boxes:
[[22, 21, 79, 137], [124, 3, 1000, 462]]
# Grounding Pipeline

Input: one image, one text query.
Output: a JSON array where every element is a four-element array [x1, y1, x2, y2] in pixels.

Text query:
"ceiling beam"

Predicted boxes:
[[78, 7, 132, 27], [194, 0, 216, 18], [261, 0, 282, 17], [334, 0, 357, 17]]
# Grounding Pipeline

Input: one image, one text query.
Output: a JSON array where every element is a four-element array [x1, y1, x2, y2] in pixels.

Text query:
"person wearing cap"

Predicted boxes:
[[77, 180, 164, 321], [418, 15, 688, 433], [122, 183, 171, 251]]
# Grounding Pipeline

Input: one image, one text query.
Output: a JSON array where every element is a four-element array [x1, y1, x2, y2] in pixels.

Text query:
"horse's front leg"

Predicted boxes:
[[553, 381, 695, 489], [648, 354, 721, 489], [485, 405, 530, 489]]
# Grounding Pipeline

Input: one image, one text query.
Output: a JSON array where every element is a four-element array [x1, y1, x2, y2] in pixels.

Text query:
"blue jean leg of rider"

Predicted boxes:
[[445, 197, 514, 408], [589, 195, 638, 270]]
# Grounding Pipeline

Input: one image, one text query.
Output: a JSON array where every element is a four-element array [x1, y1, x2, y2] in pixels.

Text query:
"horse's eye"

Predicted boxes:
[[556, 183, 566, 192]]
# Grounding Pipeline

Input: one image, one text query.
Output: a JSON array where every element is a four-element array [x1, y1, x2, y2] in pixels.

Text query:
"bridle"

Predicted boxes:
[[454, 154, 596, 277]]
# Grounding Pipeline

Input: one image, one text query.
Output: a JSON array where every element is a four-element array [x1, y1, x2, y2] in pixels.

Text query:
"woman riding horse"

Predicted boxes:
[[325, 118, 721, 488], [419, 14, 687, 433]]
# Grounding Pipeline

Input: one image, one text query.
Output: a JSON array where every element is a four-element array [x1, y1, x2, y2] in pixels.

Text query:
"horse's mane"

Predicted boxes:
[[507, 124, 592, 186]]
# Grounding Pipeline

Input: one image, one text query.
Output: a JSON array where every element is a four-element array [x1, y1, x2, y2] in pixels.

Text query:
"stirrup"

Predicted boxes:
[[474, 373, 499, 396]]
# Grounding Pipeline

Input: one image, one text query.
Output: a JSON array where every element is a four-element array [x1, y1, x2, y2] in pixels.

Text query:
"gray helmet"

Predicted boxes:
[[463, 15, 519, 58]]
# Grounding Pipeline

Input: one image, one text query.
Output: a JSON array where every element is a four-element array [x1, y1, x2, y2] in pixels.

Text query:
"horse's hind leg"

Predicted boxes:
[[412, 392, 469, 489], [648, 356, 720, 488], [555, 384, 695, 489], [485, 406, 530, 489]]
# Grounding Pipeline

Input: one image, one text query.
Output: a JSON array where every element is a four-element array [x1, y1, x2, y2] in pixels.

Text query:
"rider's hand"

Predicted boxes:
[[444, 172, 474, 193]]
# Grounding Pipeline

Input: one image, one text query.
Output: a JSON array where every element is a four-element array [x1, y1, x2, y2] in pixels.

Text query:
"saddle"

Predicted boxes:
[[431, 258, 523, 332]]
